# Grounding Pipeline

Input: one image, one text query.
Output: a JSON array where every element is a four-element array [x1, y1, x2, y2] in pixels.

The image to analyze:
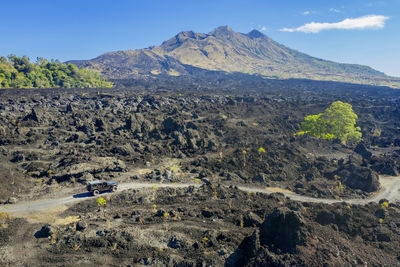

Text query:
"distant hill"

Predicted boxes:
[[68, 26, 400, 88]]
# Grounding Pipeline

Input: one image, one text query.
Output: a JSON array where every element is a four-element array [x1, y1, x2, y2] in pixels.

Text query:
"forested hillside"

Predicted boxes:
[[0, 55, 113, 89]]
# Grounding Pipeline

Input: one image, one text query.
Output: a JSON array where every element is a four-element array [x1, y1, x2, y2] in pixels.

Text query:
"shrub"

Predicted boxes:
[[97, 197, 107, 206]]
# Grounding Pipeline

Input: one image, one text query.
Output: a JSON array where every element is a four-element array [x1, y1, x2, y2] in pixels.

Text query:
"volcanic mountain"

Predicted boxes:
[[68, 26, 400, 87]]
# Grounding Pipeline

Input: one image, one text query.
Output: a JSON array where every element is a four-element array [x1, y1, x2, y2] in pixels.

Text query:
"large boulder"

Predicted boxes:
[[75, 119, 95, 134], [23, 108, 40, 122], [125, 114, 140, 131], [162, 117, 185, 134], [371, 159, 399, 176], [76, 220, 88, 231], [141, 120, 154, 134], [55, 157, 126, 182], [125, 113, 153, 134], [354, 143, 372, 160], [243, 212, 263, 227], [94, 118, 107, 132], [34, 224, 58, 238], [316, 209, 351, 227], [259, 207, 307, 252], [110, 144, 134, 156], [338, 165, 380, 192], [172, 131, 187, 147], [239, 229, 260, 259]]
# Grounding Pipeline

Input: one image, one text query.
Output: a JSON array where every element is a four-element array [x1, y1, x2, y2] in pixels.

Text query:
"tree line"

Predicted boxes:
[[0, 55, 113, 89]]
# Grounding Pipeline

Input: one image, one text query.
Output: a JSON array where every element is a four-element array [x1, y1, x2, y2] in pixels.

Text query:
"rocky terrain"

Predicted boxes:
[[3, 185, 400, 266], [0, 76, 400, 266], [68, 26, 400, 88]]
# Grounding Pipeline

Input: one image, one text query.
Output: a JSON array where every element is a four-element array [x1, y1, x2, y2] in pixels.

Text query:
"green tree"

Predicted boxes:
[[298, 101, 362, 144], [0, 55, 113, 89]]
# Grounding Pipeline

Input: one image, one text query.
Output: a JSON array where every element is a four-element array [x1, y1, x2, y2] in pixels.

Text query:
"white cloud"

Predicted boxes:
[[329, 8, 341, 13], [260, 25, 267, 32], [302, 11, 310, 15], [280, 15, 389, 33]]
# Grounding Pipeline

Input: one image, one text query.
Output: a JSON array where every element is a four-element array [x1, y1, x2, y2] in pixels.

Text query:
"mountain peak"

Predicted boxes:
[[176, 30, 205, 40], [161, 30, 207, 51], [247, 29, 265, 39], [210, 25, 234, 37]]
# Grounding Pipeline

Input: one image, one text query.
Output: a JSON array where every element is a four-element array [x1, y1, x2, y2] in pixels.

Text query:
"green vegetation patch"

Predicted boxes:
[[296, 101, 362, 145], [0, 55, 113, 89]]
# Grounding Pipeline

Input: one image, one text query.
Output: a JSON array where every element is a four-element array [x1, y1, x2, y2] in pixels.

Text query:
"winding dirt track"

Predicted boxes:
[[238, 176, 400, 205], [1, 176, 399, 219]]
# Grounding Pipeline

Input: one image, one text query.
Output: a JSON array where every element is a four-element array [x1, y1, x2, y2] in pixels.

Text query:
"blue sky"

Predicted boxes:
[[1, 0, 399, 76]]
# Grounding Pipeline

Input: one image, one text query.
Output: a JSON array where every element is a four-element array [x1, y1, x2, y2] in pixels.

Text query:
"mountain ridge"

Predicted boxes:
[[68, 26, 400, 88]]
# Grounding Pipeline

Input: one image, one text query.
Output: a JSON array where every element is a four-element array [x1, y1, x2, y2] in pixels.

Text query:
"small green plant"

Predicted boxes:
[[165, 159, 183, 177], [258, 147, 266, 161], [212, 191, 218, 199], [97, 197, 107, 218], [337, 181, 345, 192], [202, 237, 210, 246], [247, 191, 253, 200], [218, 151, 223, 163], [0, 211, 9, 220], [97, 197, 106, 206], [169, 164, 181, 173]]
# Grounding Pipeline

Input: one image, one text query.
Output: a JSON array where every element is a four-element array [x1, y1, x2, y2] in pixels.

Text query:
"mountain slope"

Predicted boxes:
[[69, 26, 400, 87]]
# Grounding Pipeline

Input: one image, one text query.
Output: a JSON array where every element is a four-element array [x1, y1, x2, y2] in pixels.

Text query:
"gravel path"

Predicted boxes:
[[1, 176, 399, 217]]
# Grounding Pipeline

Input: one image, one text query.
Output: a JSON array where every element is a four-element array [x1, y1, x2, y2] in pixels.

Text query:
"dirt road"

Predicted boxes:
[[1, 176, 399, 220], [238, 176, 400, 205]]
